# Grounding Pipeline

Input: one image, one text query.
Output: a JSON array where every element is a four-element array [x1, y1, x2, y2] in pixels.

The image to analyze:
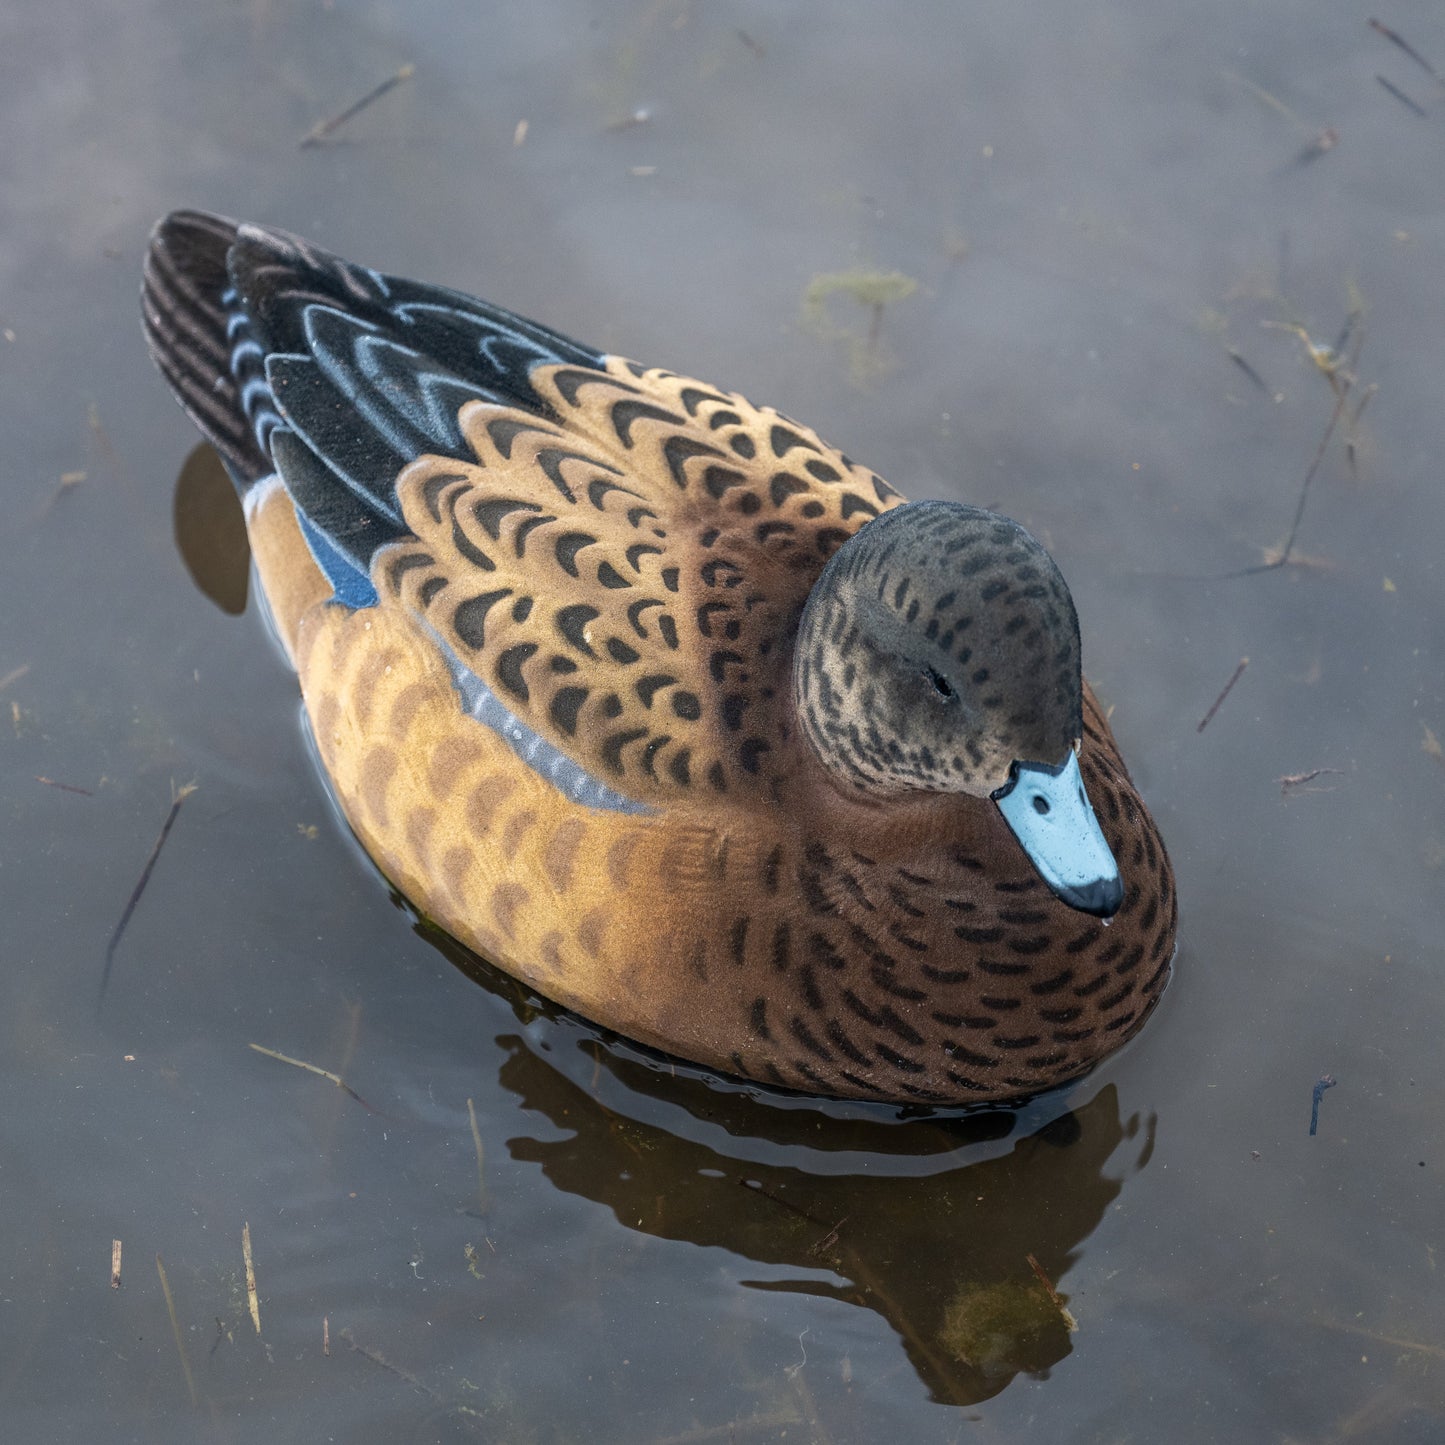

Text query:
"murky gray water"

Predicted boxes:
[[3, 3, 1444, 1441]]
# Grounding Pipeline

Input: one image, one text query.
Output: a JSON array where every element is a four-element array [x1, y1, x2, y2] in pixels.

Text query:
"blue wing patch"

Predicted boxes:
[[296, 510, 380, 609]]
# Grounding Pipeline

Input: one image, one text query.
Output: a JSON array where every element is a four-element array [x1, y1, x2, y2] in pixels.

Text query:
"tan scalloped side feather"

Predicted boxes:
[[376, 356, 904, 802]]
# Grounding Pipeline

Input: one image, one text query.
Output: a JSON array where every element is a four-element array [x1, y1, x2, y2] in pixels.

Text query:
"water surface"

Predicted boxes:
[[2, 3, 1443, 1441]]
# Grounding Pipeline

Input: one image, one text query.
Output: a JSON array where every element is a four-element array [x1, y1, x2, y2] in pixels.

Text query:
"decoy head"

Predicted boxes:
[[793, 499, 1122, 917]]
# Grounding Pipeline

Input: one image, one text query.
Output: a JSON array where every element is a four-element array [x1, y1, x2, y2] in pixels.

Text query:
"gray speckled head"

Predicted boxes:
[[793, 499, 1083, 797]]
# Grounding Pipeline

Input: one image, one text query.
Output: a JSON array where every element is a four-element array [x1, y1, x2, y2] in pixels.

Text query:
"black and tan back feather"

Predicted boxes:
[[382, 360, 905, 802], [143, 211, 904, 798]]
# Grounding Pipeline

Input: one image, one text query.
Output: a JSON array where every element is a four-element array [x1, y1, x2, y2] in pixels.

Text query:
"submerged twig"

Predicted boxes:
[[300, 63, 415, 148], [99, 783, 197, 1007], [1197, 658, 1249, 733], [1309, 1073, 1337, 1136], [1369, 18, 1444, 87], [1349, 379, 1378, 429], [810, 1216, 847, 1258], [740, 1178, 827, 1228], [334, 999, 363, 1091], [39, 471, 87, 519], [1278, 767, 1343, 798], [1228, 348, 1271, 393], [1205, 307, 1370, 578], [1223, 384, 1353, 579], [1285, 127, 1338, 170], [1026, 1252, 1078, 1332], [38, 776, 93, 796], [247, 1042, 378, 1113], [110, 1238, 122, 1289], [339, 1327, 435, 1396], [466, 1097, 488, 1215], [1345, 382, 1379, 477], [156, 1253, 198, 1406], [1229, 67, 1337, 173], [783, 1326, 810, 1381], [242, 1222, 260, 1333], [1265, 387, 1351, 569], [1376, 74, 1428, 117], [0, 663, 29, 694]]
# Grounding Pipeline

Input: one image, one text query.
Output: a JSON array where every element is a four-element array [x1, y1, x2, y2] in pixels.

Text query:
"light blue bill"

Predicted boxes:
[[993, 751, 1123, 918]]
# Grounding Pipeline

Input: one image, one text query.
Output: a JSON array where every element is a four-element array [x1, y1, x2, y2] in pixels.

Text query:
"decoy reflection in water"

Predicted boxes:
[[172, 440, 250, 616], [493, 1012, 1155, 1407], [142, 211, 1175, 1105]]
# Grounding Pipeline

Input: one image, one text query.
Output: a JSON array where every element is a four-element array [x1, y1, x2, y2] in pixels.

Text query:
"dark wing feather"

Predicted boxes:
[[141, 209, 612, 598], [223, 219, 605, 413]]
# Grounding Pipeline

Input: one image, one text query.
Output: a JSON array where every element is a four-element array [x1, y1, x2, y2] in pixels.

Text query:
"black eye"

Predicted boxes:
[[1032, 794, 1050, 815], [924, 665, 954, 700]]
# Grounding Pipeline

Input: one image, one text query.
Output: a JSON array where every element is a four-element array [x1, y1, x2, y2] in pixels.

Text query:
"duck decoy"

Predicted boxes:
[[142, 211, 1175, 1105]]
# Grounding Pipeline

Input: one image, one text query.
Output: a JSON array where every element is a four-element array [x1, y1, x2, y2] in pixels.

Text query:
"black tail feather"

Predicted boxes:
[[141, 211, 272, 486]]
